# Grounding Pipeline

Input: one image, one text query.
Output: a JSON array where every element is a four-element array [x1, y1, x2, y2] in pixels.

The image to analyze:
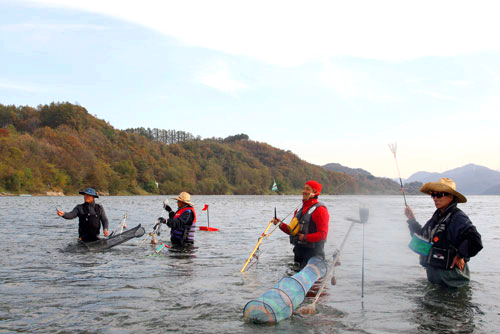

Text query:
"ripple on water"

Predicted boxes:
[[1, 195, 499, 334]]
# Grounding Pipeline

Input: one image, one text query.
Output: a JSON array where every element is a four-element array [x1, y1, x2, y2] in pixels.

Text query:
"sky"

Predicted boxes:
[[1, 0, 500, 178]]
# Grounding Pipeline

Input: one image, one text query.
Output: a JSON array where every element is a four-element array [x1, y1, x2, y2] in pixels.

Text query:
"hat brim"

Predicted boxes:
[[420, 182, 466, 203], [172, 197, 192, 205], [79, 191, 99, 198]]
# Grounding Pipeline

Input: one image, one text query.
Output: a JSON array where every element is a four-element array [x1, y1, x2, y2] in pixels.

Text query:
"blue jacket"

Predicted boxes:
[[407, 203, 482, 260]]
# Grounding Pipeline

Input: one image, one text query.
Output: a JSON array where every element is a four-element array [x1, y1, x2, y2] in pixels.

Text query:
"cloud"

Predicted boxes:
[[449, 80, 472, 86], [0, 80, 47, 92], [0, 23, 110, 32], [319, 60, 394, 101], [198, 62, 248, 93], [26, 0, 500, 66], [411, 89, 457, 101]]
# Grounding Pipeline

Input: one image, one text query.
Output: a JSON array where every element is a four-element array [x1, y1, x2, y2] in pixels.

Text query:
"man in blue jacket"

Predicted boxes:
[[404, 178, 482, 288]]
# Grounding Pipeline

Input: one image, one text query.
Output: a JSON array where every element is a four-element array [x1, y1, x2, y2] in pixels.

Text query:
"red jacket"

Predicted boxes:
[[279, 198, 329, 243]]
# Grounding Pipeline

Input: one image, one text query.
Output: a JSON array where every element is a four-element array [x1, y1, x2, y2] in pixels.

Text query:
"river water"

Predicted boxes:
[[0, 195, 499, 333]]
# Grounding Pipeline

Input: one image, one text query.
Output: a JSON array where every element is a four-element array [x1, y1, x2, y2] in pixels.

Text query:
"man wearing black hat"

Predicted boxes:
[[57, 187, 109, 242]]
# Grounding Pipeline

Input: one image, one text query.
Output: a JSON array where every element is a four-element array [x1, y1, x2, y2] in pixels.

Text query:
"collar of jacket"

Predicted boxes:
[[302, 198, 319, 213], [436, 202, 458, 218]]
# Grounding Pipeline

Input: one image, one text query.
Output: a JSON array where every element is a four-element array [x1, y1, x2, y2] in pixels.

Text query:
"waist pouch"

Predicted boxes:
[[408, 234, 432, 256], [426, 246, 457, 269]]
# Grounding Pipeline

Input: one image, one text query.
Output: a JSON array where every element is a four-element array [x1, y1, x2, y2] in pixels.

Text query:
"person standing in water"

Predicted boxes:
[[273, 180, 330, 269], [57, 187, 109, 242], [404, 178, 482, 288], [158, 192, 197, 248]]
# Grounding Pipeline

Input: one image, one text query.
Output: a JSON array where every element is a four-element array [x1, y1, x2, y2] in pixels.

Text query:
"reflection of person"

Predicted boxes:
[[273, 180, 329, 269], [158, 192, 197, 247], [57, 187, 109, 242], [404, 178, 483, 288]]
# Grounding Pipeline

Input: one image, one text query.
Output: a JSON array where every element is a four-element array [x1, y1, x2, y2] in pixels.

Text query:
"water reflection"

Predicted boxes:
[[412, 284, 479, 334]]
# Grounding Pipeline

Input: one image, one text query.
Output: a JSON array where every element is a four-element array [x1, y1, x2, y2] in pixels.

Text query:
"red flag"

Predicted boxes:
[[202, 204, 208, 211]]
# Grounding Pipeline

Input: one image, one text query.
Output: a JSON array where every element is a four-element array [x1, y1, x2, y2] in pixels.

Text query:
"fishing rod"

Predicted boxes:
[[241, 204, 301, 273], [388, 142, 407, 206], [267, 203, 301, 235], [109, 212, 128, 237], [140, 199, 168, 246], [241, 218, 274, 273]]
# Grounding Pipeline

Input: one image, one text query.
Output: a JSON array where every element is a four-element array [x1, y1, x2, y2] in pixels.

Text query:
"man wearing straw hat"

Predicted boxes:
[[159, 191, 197, 247], [404, 178, 482, 287], [57, 187, 109, 242]]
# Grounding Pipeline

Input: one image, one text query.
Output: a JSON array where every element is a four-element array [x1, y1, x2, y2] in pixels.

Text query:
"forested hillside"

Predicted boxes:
[[0, 102, 402, 196]]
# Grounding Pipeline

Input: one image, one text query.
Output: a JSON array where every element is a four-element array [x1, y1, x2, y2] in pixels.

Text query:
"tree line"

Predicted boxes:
[[0, 102, 403, 196]]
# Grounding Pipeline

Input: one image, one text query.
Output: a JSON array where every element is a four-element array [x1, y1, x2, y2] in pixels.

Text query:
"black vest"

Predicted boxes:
[[78, 203, 102, 242], [421, 205, 460, 269], [290, 202, 326, 249]]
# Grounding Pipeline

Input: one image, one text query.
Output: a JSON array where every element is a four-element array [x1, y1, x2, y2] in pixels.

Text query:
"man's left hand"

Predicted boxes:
[[450, 255, 465, 271], [103, 229, 109, 237], [298, 234, 306, 242]]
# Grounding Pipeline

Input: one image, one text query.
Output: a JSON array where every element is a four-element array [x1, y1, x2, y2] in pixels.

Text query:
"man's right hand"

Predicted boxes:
[[57, 210, 64, 217], [272, 218, 281, 225], [404, 205, 415, 220]]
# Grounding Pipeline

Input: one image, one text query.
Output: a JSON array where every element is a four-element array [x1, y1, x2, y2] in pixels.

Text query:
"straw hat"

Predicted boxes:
[[420, 177, 467, 203], [172, 192, 193, 206]]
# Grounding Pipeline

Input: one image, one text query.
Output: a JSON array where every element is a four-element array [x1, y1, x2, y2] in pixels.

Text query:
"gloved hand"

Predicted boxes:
[[158, 217, 167, 225], [168, 211, 175, 219], [163, 204, 172, 212]]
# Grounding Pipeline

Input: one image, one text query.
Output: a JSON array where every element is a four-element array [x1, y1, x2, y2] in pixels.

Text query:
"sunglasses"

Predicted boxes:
[[430, 192, 449, 199]]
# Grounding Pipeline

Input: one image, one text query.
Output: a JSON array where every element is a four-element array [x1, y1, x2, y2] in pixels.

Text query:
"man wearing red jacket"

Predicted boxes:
[[273, 180, 330, 269]]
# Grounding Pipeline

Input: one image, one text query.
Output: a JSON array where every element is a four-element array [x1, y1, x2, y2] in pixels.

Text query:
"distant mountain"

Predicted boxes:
[[322, 162, 419, 195], [406, 164, 500, 195], [482, 184, 500, 195], [322, 163, 372, 176]]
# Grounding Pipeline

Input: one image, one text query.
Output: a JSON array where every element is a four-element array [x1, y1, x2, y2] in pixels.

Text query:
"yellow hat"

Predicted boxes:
[[420, 177, 467, 203], [172, 192, 193, 206]]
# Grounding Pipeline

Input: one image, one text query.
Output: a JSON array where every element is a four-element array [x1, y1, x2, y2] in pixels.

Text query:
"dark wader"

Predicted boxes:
[[290, 202, 326, 269]]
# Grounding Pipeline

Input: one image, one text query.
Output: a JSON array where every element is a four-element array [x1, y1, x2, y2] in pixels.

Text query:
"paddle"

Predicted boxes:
[[297, 207, 368, 315]]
